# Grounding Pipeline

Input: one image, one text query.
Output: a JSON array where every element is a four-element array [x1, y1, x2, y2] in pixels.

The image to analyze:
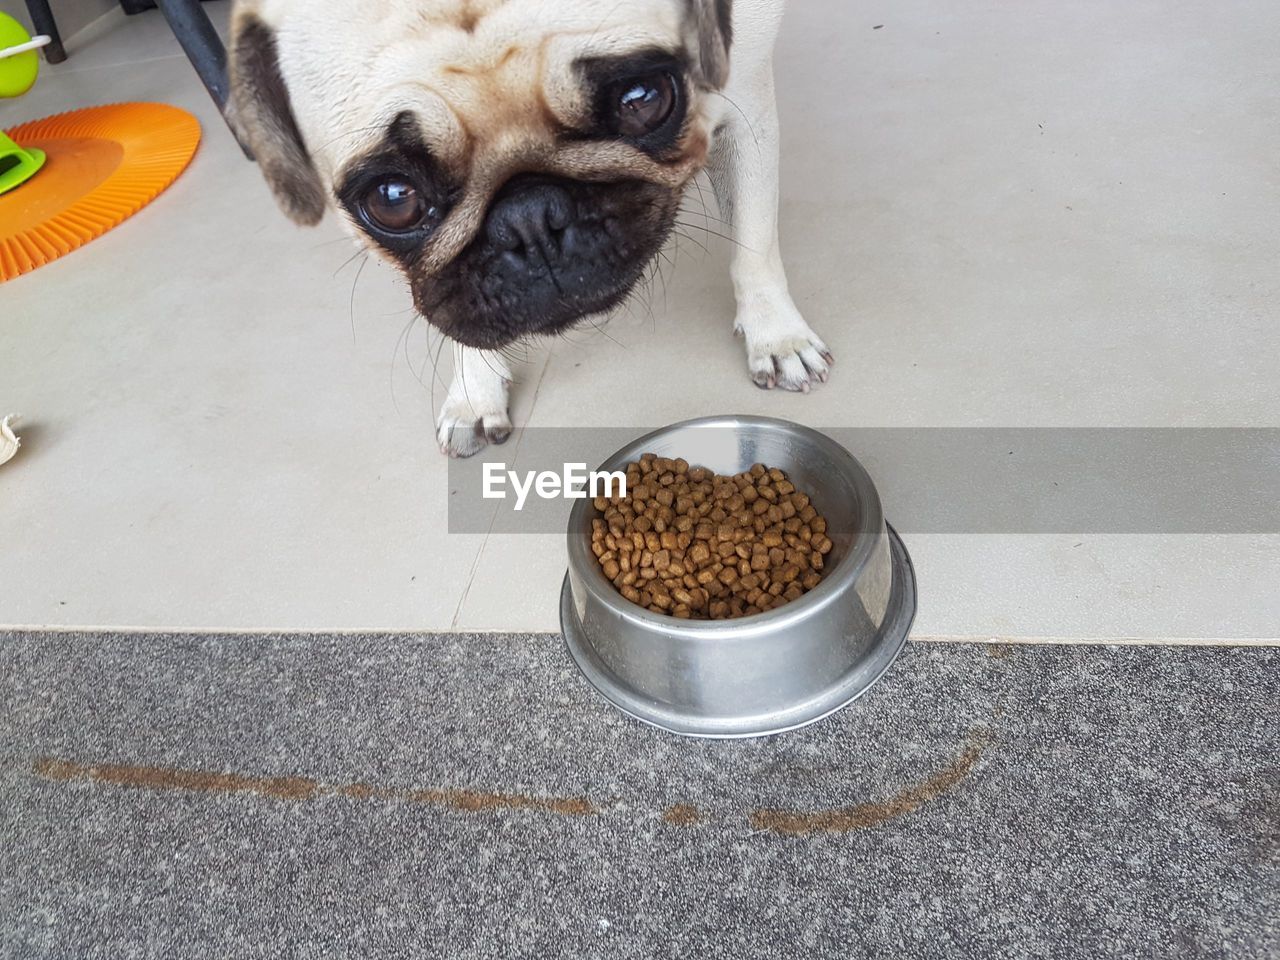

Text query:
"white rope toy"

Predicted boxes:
[[0, 34, 50, 60]]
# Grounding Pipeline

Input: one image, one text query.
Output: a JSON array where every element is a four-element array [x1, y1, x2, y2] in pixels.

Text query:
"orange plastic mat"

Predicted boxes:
[[0, 102, 201, 282]]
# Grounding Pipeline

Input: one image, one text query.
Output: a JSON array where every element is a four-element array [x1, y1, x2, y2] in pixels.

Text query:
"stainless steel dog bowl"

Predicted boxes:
[[560, 415, 916, 738]]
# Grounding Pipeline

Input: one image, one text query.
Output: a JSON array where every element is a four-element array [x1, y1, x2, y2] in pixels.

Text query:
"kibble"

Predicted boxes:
[[589, 455, 834, 620]]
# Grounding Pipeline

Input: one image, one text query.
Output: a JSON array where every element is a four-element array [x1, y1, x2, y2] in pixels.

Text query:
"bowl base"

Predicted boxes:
[[561, 524, 917, 739]]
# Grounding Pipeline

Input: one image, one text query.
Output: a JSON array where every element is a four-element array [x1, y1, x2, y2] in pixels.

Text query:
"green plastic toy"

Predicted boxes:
[[0, 10, 50, 194]]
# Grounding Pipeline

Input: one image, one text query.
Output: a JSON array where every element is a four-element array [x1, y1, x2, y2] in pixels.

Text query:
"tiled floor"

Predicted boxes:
[[3, 1, 1277, 637]]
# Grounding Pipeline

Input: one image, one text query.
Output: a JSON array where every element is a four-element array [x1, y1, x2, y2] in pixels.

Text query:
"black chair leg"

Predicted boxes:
[[154, 0, 228, 109], [153, 0, 253, 158], [23, 0, 67, 63]]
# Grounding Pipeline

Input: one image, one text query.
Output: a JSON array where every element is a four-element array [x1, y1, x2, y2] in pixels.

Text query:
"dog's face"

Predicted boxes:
[[229, 0, 732, 349]]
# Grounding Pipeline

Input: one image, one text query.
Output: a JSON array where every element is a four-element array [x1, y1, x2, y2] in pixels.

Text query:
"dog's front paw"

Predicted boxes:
[[436, 399, 512, 459], [734, 292, 834, 393]]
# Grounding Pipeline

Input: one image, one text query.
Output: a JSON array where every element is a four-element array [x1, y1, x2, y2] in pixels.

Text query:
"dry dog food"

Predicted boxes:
[[589, 454, 833, 620]]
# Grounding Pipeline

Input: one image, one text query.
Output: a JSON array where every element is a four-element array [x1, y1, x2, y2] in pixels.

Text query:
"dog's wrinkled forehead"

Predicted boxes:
[[230, 0, 731, 230], [278, 0, 696, 179]]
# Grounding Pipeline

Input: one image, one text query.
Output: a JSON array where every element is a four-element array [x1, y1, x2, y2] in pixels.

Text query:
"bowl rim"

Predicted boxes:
[[565, 414, 886, 637]]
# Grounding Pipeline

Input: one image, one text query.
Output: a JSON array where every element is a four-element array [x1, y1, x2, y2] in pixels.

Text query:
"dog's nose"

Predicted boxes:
[[486, 182, 575, 261]]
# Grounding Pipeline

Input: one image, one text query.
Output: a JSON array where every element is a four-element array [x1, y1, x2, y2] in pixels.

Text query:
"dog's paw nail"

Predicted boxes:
[[739, 309, 831, 394], [435, 414, 504, 458], [447, 436, 482, 459]]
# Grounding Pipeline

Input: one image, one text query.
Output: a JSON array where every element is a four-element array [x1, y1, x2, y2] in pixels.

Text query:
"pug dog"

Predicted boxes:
[[229, 0, 832, 456]]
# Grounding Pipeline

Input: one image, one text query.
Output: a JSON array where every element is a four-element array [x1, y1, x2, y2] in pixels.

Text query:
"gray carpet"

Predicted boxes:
[[0, 632, 1275, 959]]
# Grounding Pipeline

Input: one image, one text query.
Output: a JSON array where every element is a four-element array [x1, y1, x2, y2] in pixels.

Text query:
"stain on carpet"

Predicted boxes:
[[662, 803, 702, 826], [34, 733, 990, 832], [34, 757, 597, 817], [748, 731, 990, 835], [35, 758, 320, 801]]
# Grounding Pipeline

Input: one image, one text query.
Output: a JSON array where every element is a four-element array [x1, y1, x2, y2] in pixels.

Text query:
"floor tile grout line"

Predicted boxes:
[[0, 628, 1274, 646], [0, 627, 1269, 650], [448, 349, 555, 629], [37, 51, 195, 80]]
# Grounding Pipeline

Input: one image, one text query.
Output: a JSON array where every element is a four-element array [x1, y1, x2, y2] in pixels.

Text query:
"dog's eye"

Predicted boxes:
[[609, 73, 677, 138], [361, 177, 436, 233]]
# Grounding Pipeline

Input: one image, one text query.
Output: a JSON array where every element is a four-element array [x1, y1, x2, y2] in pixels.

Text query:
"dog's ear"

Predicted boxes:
[[227, 10, 326, 225], [686, 0, 733, 90]]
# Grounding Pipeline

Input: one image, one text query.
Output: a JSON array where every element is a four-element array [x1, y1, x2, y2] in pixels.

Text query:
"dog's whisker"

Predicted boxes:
[[387, 314, 419, 417], [555, 327, 589, 348], [647, 258, 663, 303], [332, 247, 366, 278], [582, 312, 626, 349], [315, 236, 362, 252], [478, 349, 509, 383], [636, 261, 660, 331], [674, 219, 752, 253], [401, 317, 422, 391], [456, 345, 475, 414], [428, 329, 449, 429], [348, 254, 369, 345], [497, 340, 526, 367], [711, 91, 763, 153], [416, 326, 434, 384], [406, 320, 438, 394], [653, 246, 675, 310], [673, 227, 713, 260], [685, 174, 733, 233], [621, 279, 656, 335]]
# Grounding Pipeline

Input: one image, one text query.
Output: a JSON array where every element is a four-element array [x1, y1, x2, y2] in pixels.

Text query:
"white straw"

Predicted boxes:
[[0, 35, 51, 60]]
